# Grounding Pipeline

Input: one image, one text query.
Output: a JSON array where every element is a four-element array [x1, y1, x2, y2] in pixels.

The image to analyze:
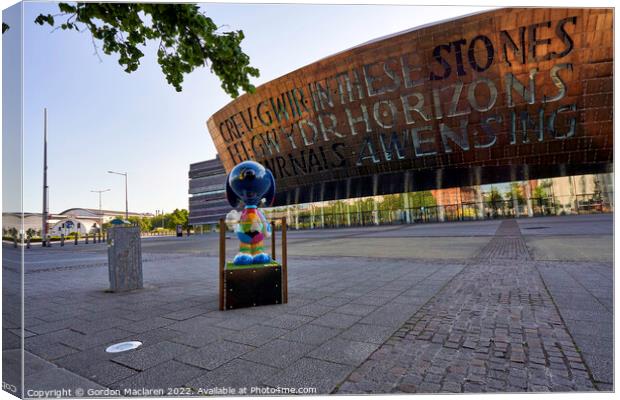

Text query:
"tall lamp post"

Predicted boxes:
[[91, 189, 110, 232], [108, 171, 128, 220], [42, 108, 49, 245]]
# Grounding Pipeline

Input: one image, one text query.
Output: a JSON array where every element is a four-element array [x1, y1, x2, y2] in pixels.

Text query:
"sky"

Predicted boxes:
[[7, 1, 495, 214]]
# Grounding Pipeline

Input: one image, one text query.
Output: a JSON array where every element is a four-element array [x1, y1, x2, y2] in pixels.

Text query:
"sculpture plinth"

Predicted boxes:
[[224, 262, 282, 310]]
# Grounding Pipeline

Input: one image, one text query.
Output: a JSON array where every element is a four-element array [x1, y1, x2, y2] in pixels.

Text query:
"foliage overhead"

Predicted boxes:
[[31, 3, 259, 96]]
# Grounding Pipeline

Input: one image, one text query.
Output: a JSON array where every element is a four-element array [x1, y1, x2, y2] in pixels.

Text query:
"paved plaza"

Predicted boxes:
[[2, 214, 613, 396]]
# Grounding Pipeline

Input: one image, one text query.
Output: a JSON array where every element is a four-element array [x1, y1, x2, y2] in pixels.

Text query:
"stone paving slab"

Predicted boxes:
[[17, 255, 464, 395], [240, 339, 315, 368], [226, 325, 290, 347], [261, 357, 352, 394], [110, 360, 205, 391], [339, 324, 397, 344], [308, 338, 380, 366], [536, 260, 613, 388], [294, 303, 334, 317], [165, 316, 224, 334], [11, 215, 612, 395], [338, 259, 598, 393], [336, 220, 609, 394], [261, 314, 314, 330], [170, 327, 238, 348], [279, 323, 341, 346], [524, 236, 613, 262], [60, 328, 133, 351], [1, 349, 105, 397], [312, 312, 361, 329], [54, 345, 138, 386], [26, 367, 105, 393], [122, 327, 179, 347], [111, 341, 193, 371], [185, 359, 279, 393], [288, 237, 491, 260], [537, 262, 613, 386], [174, 340, 255, 371]]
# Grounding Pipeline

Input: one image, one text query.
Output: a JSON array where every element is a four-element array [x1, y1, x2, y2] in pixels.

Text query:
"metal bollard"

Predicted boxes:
[[85, 233, 89, 244], [74, 234, 78, 245], [26, 236, 31, 249], [61, 234, 65, 246]]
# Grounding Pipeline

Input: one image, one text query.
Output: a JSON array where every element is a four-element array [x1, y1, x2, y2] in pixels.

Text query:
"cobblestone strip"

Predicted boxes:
[[477, 237, 531, 261], [477, 220, 531, 261], [335, 221, 596, 394]]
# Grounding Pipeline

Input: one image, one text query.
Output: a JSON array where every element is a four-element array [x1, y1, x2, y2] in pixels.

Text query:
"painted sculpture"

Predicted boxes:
[[225, 161, 276, 265]]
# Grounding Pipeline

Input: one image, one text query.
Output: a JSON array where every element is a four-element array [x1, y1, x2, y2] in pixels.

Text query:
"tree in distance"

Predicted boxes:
[[6, 3, 259, 97]]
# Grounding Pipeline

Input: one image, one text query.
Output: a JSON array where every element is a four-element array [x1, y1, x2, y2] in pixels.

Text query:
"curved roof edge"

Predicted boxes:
[[209, 6, 500, 119], [314, 7, 498, 64]]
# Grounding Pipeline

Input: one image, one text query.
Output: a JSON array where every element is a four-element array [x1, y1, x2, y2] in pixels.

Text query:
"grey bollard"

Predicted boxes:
[[108, 226, 143, 292], [61, 234, 65, 246], [85, 233, 89, 244], [74, 234, 78, 245], [26, 236, 31, 249]]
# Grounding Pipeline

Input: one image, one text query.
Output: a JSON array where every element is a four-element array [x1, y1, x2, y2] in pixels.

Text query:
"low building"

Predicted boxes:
[[2, 213, 43, 236], [2, 208, 152, 237], [188, 156, 232, 229]]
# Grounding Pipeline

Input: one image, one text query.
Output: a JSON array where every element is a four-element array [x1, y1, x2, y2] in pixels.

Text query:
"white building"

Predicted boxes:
[[2, 208, 153, 237]]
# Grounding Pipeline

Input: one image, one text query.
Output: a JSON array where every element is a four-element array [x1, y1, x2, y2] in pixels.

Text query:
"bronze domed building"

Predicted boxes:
[[191, 8, 613, 228]]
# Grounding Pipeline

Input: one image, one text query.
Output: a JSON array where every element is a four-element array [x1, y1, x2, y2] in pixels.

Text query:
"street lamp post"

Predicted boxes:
[[91, 189, 110, 232], [108, 171, 128, 220]]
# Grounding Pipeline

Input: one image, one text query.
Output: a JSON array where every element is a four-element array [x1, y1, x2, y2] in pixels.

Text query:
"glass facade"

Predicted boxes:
[[260, 173, 614, 230]]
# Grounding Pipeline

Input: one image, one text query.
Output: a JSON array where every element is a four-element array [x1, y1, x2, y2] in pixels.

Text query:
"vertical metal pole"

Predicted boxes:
[[282, 217, 288, 304], [124, 174, 129, 220], [42, 108, 48, 246], [271, 221, 276, 261], [219, 219, 226, 311], [99, 191, 103, 234]]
